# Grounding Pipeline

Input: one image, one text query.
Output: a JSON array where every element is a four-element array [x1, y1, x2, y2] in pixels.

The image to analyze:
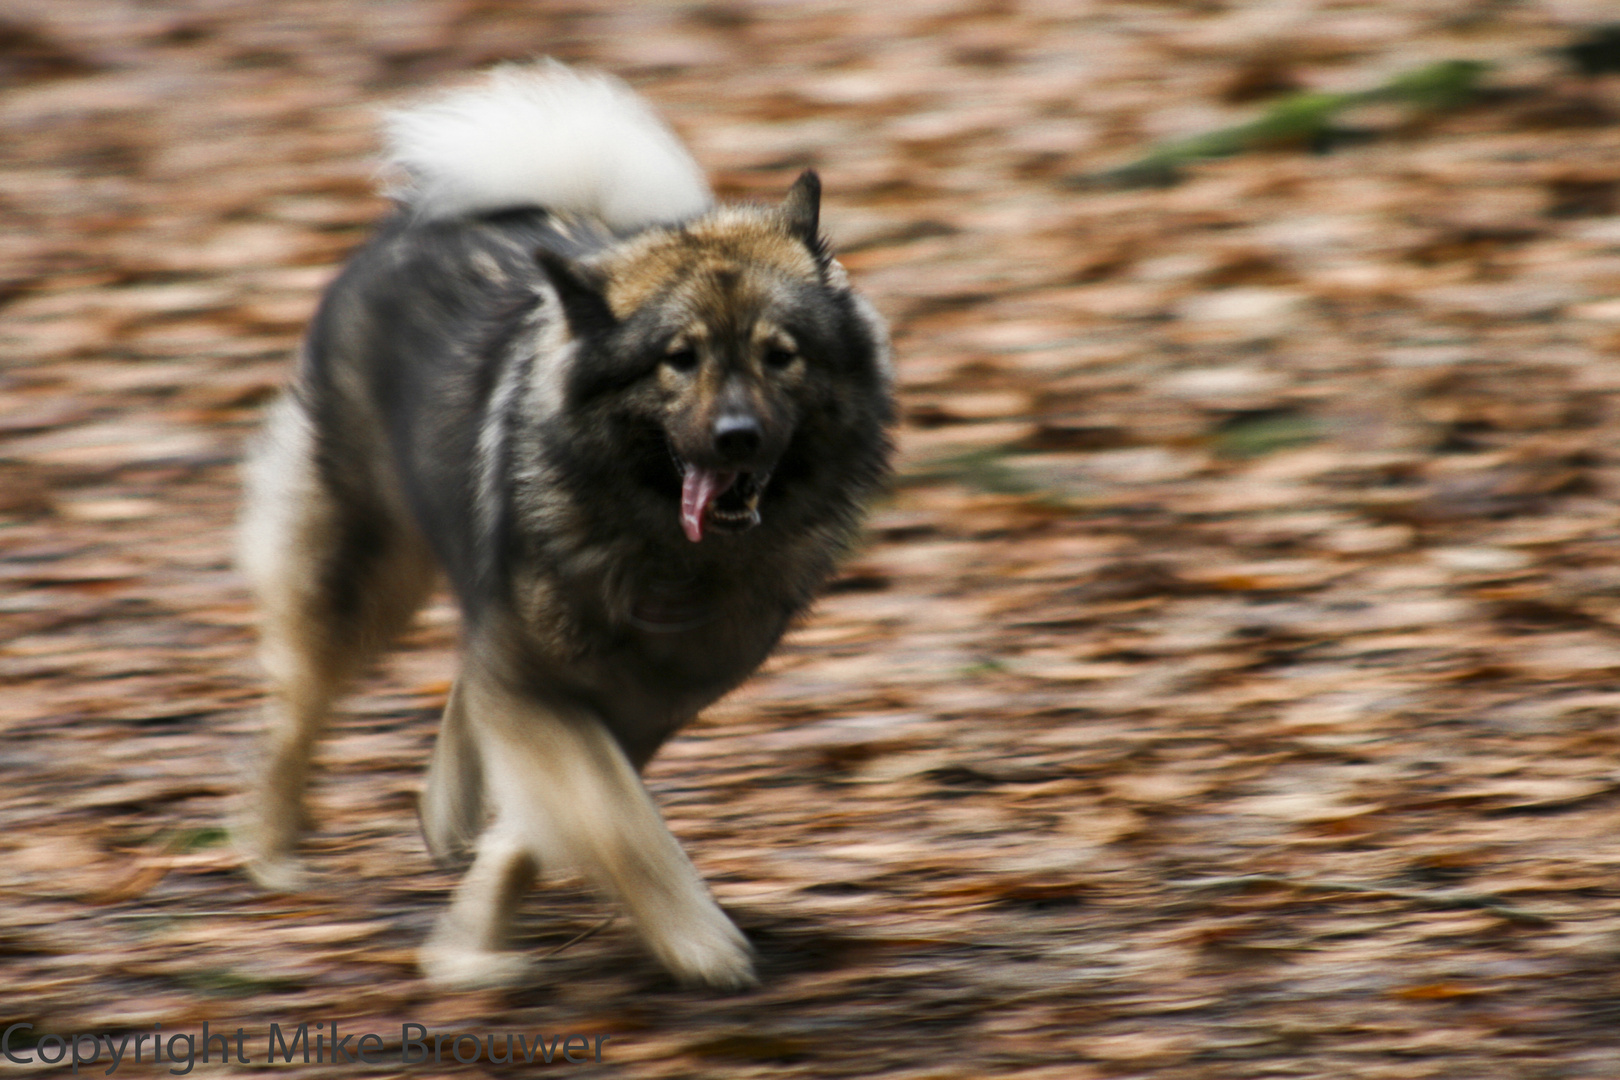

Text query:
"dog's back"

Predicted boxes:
[[238, 62, 893, 991]]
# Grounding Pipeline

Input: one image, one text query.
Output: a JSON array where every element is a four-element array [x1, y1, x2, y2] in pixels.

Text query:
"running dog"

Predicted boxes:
[[236, 61, 894, 990]]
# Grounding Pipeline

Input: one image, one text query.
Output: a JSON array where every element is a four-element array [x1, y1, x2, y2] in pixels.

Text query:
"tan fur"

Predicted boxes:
[[599, 208, 821, 316]]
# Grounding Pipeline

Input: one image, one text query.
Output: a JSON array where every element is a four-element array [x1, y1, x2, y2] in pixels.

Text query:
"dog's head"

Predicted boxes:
[[544, 171, 892, 544]]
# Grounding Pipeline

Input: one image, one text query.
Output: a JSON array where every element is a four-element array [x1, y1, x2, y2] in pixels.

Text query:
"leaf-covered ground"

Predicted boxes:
[[5, 2, 1620, 1076]]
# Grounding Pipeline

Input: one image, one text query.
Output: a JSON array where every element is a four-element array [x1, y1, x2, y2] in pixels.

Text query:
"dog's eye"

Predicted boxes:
[[664, 347, 699, 372], [764, 346, 797, 369]]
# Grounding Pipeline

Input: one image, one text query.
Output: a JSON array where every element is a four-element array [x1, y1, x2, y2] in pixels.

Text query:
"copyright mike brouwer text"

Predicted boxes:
[[2, 1022, 612, 1074]]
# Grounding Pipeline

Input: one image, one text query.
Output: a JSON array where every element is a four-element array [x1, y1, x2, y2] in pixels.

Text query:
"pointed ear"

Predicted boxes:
[[781, 169, 822, 248], [537, 249, 616, 339]]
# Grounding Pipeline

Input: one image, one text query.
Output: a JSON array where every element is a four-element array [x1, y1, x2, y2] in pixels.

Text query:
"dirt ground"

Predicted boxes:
[[6, 1, 1620, 1077]]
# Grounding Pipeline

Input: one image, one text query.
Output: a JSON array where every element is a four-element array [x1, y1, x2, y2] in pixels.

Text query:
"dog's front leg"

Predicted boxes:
[[418, 676, 485, 866], [421, 661, 755, 991]]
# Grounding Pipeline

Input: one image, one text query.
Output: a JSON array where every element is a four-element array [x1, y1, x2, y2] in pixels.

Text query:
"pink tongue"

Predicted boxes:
[[679, 467, 737, 543]]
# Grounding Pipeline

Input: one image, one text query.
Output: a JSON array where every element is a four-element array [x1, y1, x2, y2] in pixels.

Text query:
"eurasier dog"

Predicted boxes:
[[236, 62, 894, 990]]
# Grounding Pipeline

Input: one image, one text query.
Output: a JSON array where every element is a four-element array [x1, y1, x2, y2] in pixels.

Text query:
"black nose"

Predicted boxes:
[[713, 414, 762, 460]]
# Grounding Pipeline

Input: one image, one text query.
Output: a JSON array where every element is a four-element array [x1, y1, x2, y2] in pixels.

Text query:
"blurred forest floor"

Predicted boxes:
[[6, 2, 1620, 1077]]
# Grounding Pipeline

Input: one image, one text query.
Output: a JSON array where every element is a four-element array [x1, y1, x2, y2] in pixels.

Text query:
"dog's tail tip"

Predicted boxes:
[[383, 59, 713, 230]]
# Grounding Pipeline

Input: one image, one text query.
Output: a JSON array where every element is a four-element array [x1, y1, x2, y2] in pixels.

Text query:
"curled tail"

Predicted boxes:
[[384, 59, 712, 230]]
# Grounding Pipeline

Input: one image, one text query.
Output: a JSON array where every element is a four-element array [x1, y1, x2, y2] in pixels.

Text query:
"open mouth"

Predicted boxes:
[[676, 460, 771, 543]]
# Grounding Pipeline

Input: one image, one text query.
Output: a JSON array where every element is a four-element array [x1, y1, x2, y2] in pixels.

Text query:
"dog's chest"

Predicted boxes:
[[621, 576, 782, 682], [628, 574, 718, 634]]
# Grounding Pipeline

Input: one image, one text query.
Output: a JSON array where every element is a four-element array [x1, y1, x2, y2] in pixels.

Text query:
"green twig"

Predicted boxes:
[[1078, 59, 1490, 188]]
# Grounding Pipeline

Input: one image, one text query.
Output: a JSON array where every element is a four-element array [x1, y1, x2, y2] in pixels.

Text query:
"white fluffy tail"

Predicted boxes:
[[384, 60, 712, 230]]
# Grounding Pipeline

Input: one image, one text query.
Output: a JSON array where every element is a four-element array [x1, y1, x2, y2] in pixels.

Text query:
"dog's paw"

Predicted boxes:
[[655, 917, 758, 991], [419, 940, 535, 991], [241, 850, 309, 893], [231, 818, 308, 892], [230, 798, 314, 891]]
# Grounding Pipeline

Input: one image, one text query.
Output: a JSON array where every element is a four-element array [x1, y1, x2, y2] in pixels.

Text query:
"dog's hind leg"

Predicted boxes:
[[419, 654, 755, 990], [236, 396, 434, 890]]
